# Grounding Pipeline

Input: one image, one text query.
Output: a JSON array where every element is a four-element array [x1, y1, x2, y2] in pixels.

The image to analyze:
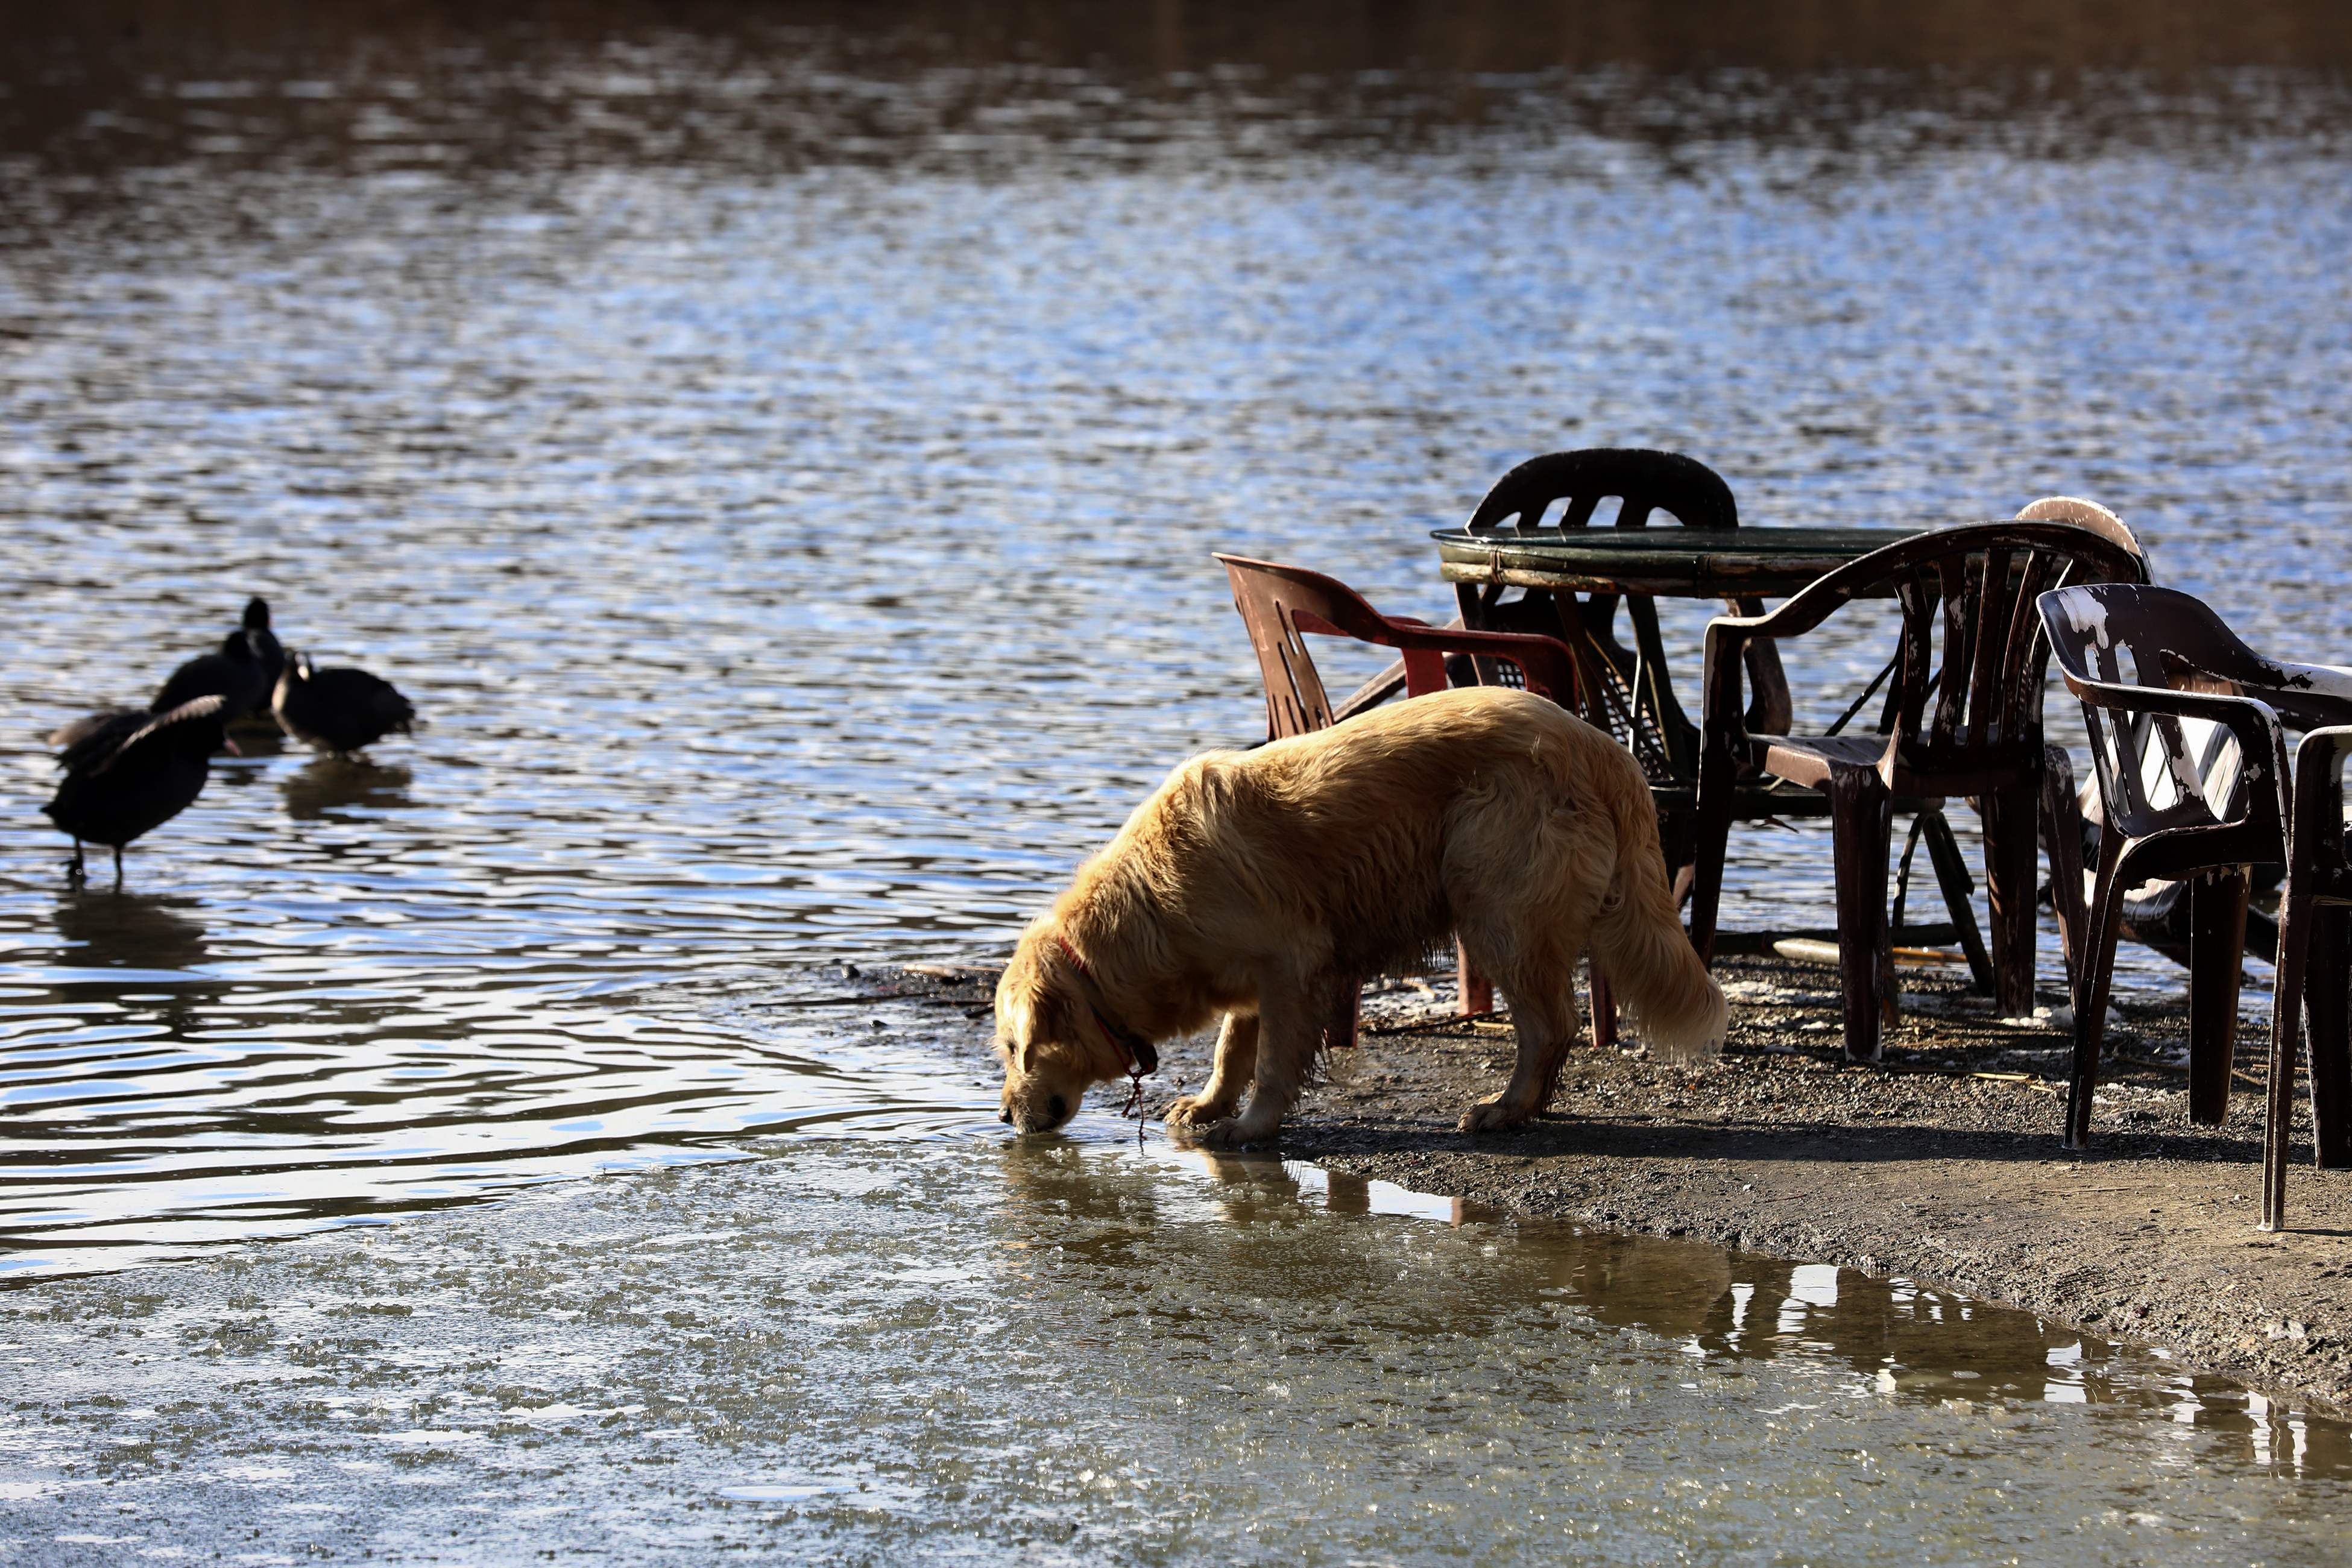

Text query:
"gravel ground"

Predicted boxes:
[[899, 956, 2352, 1413]]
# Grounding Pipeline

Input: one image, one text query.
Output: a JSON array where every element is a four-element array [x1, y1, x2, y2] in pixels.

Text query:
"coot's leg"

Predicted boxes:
[[65, 842, 85, 887], [112, 845, 124, 890]]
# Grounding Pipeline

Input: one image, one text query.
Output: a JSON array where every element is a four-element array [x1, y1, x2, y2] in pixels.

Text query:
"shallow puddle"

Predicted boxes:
[[0, 1129, 2344, 1564]]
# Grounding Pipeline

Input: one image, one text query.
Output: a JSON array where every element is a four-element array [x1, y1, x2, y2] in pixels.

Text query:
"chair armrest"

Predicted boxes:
[[1700, 617, 1761, 755], [1705, 583, 1856, 646], [2294, 725, 2352, 779], [2058, 669, 2287, 764], [1374, 621, 1580, 705], [2066, 673, 2292, 839]]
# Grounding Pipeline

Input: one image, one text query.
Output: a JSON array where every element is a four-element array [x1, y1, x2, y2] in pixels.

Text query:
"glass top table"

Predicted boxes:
[[1431, 523, 1932, 598]]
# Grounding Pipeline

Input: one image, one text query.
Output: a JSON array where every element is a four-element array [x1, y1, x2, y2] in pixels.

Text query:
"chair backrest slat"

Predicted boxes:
[[1457, 447, 1746, 779], [1963, 546, 2016, 748], [1931, 555, 1975, 746], [1996, 549, 2059, 739], [1889, 571, 1938, 740], [1219, 554, 1580, 741], [1761, 523, 2145, 776]]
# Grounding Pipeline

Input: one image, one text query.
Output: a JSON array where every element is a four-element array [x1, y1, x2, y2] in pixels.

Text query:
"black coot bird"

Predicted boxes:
[[44, 695, 237, 887], [153, 622, 270, 722], [273, 653, 416, 759], [50, 597, 283, 757], [238, 597, 286, 707]]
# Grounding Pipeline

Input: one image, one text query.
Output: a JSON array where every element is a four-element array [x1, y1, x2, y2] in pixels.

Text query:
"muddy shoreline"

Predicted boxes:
[[887, 957, 2352, 1413]]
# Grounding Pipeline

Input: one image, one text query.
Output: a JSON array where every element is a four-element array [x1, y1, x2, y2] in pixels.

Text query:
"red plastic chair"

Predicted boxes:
[[1218, 553, 1579, 726], [1215, 553, 1614, 1048]]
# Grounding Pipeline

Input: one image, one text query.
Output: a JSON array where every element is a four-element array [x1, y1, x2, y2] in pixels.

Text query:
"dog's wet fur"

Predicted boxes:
[[995, 687, 1726, 1144]]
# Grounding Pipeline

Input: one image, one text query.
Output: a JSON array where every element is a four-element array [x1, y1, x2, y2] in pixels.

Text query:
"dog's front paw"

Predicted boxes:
[[1457, 1095, 1535, 1135], [1199, 1116, 1281, 1151], [1164, 1094, 1229, 1130]]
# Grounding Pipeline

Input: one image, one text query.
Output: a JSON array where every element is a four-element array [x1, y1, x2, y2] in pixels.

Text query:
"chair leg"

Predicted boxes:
[[2067, 828, 2130, 1151], [1982, 785, 2041, 1019], [2304, 903, 2352, 1169], [2040, 746, 2090, 993], [1920, 807, 1996, 999], [1589, 961, 1618, 1050], [1324, 982, 1363, 1053], [1657, 806, 1695, 912], [2267, 886, 2316, 1231], [1686, 752, 1738, 964], [1829, 769, 1895, 1063], [1457, 938, 1493, 1016], [2187, 868, 2250, 1127]]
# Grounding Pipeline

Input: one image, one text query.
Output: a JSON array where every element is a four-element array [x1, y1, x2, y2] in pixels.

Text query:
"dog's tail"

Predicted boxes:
[[1589, 753, 1727, 1062]]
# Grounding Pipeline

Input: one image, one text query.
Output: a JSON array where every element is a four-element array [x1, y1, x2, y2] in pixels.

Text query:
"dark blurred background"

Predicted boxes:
[[7, 0, 2350, 178]]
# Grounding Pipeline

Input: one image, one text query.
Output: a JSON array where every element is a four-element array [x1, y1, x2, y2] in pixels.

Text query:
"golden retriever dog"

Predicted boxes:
[[995, 685, 1725, 1145]]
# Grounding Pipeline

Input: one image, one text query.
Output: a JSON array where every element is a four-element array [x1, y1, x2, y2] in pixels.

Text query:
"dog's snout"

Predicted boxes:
[[997, 1107, 1012, 1125], [1047, 1094, 1068, 1124]]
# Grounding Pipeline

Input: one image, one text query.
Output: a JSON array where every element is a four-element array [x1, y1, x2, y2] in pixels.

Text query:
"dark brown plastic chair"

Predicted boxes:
[[2037, 581, 2352, 1229], [1690, 522, 2148, 1062], [1215, 552, 1598, 1044], [1451, 449, 1791, 803], [1443, 449, 2017, 968]]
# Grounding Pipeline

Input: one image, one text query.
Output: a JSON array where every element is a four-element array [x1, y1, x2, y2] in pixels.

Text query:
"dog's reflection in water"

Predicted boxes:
[[280, 758, 414, 822]]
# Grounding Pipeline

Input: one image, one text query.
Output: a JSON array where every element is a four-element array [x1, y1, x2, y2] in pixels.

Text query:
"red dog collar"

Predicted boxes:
[[1052, 934, 1161, 1078]]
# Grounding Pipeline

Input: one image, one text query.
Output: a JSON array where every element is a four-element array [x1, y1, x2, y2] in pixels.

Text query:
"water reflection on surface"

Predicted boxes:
[[279, 757, 414, 821], [1187, 1150, 2351, 1476]]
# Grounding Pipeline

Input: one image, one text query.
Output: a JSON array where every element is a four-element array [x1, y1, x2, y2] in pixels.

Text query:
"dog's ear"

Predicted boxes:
[[995, 956, 1075, 1071]]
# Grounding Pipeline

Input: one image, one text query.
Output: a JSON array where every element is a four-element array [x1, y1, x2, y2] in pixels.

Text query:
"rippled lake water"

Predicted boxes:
[[5, 7, 2352, 1557]]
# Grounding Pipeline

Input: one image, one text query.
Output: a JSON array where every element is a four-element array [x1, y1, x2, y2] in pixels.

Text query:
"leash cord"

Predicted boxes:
[[1120, 1065, 1147, 1144]]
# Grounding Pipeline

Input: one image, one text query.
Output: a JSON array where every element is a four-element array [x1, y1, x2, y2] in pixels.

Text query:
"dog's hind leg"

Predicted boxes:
[[1198, 976, 1328, 1149], [1167, 1011, 1258, 1132], [1453, 817, 1607, 1134], [1457, 962, 1583, 1133]]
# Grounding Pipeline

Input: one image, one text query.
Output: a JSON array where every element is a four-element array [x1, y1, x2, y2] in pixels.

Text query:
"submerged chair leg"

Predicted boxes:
[[2187, 868, 2250, 1126], [2304, 903, 2352, 1169], [2067, 828, 2131, 1151], [1829, 768, 1896, 1063]]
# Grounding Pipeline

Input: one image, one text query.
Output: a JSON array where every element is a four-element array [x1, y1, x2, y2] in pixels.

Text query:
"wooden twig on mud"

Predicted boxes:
[[1361, 1007, 1512, 1037]]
